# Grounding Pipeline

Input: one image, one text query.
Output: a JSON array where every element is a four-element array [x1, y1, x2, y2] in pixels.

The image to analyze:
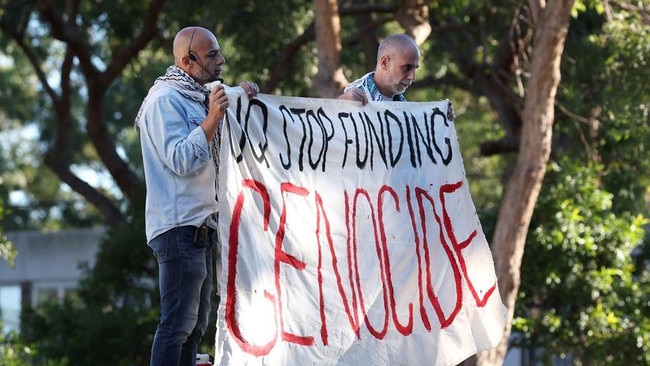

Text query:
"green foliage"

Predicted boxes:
[[515, 8, 650, 362], [452, 95, 508, 211], [21, 299, 155, 366], [77, 201, 153, 307], [0, 22, 108, 230], [18, 203, 221, 364], [514, 159, 649, 365], [0, 236, 16, 267], [558, 3, 650, 215], [597, 8, 650, 214], [0, 197, 17, 267], [216, 0, 316, 95], [18, 206, 157, 365], [0, 327, 68, 366]]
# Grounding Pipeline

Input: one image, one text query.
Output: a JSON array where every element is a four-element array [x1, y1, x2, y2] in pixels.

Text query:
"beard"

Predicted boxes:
[[389, 75, 411, 95]]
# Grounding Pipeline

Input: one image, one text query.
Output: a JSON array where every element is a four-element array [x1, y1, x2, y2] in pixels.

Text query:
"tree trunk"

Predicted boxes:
[[471, 0, 576, 365], [16, 0, 167, 225], [313, 0, 348, 97], [396, 0, 431, 45]]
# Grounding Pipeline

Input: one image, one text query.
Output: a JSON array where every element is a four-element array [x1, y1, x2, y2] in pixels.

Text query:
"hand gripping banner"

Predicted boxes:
[[214, 87, 507, 366]]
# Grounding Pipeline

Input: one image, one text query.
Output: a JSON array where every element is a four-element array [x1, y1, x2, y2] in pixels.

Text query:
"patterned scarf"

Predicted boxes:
[[364, 72, 406, 102], [135, 65, 221, 174]]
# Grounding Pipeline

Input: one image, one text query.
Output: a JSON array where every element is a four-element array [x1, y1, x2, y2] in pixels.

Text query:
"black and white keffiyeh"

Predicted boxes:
[[135, 65, 221, 171]]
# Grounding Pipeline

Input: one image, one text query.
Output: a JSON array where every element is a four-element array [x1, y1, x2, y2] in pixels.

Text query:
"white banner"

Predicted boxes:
[[215, 88, 507, 366]]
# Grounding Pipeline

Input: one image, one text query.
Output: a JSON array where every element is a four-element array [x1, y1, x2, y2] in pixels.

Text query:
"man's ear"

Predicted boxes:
[[181, 54, 192, 67], [379, 55, 390, 70]]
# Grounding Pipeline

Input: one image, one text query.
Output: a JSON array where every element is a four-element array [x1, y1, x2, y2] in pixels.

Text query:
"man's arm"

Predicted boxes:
[[338, 87, 368, 105]]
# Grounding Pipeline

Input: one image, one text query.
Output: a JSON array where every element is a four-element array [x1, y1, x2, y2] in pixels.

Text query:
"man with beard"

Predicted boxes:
[[135, 26, 258, 366]]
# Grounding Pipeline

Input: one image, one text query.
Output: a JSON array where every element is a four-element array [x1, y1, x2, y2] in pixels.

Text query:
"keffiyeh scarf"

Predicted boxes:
[[346, 72, 407, 102], [134, 65, 221, 172]]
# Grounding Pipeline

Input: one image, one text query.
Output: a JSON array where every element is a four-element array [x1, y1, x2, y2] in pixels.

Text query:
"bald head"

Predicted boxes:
[[173, 26, 215, 65], [377, 34, 420, 63], [172, 26, 225, 84]]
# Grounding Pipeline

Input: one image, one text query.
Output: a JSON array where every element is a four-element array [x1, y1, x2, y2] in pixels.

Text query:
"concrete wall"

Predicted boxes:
[[1, 228, 105, 284], [0, 228, 105, 333]]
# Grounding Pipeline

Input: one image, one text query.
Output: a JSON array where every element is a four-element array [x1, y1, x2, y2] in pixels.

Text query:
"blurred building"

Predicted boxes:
[[0, 228, 104, 334]]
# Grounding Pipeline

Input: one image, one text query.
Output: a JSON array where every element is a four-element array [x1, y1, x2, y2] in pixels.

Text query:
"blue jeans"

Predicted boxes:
[[149, 225, 215, 366]]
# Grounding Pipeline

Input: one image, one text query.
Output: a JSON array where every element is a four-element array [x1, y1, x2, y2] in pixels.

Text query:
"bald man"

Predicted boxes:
[[340, 34, 421, 103], [339, 34, 455, 119], [135, 26, 258, 366]]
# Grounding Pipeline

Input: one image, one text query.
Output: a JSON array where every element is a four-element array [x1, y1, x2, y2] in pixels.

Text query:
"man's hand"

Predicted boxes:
[[338, 88, 368, 105], [202, 85, 228, 142], [240, 81, 259, 100], [447, 101, 456, 121]]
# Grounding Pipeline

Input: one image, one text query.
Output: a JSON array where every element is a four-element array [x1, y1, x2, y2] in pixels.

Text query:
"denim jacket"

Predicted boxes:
[[138, 81, 218, 242]]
